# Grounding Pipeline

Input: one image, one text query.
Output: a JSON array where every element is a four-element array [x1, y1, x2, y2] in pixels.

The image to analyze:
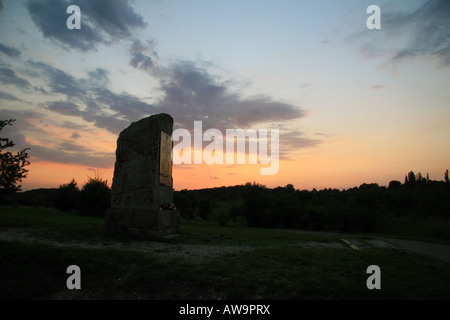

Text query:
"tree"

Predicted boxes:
[[445, 170, 449, 184], [198, 199, 211, 220], [55, 178, 80, 212], [405, 171, 416, 185], [388, 180, 402, 190], [0, 119, 30, 194], [78, 174, 111, 218]]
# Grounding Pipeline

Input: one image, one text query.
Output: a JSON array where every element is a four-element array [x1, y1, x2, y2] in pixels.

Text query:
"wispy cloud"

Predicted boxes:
[[27, 0, 146, 52], [370, 85, 384, 90], [0, 109, 114, 168], [0, 90, 21, 101], [157, 61, 305, 131], [279, 130, 320, 160], [27, 61, 86, 98], [0, 43, 21, 58], [129, 38, 159, 75], [349, 0, 450, 68], [70, 132, 81, 139], [384, 0, 450, 67], [28, 58, 308, 140], [0, 67, 31, 88]]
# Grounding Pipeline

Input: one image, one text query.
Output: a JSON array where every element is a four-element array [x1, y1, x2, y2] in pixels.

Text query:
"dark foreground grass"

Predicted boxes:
[[1, 240, 449, 300], [0, 206, 345, 245], [1, 206, 450, 299]]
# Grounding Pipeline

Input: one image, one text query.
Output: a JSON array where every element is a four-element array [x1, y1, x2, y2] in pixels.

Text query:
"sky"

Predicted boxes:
[[0, 0, 449, 191]]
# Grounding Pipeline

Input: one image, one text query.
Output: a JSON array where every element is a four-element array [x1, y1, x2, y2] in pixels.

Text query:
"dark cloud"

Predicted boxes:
[[79, 0, 146, 38], [0, 0, 3, 11], [28, 58, 313, 160], [29, 143, 114, 168], [129, 39, 159, 74], [157, 61, 305, 131], [27, 61, 85, 98], [0, 67, 31, 88], [384, 0, 450, 66], [0, 108, 114, 168], [87, 113, 129, 135], [0, 43, 21, 57], [57, 140, 91, 153], [27, 61, 156, 133], [87, 68, 110, 85], [25, 52, 314, 160], [61, 121, 88, 131], [46, 99, 130, 135], [27, 0, 146, 52], [70, 132, 81, 139], [351, 0, 450, 67], [0, 90, 21, 101], [95, 88, 157, 122], [47, 100, 82, 117], [278, 130, 319, 160]]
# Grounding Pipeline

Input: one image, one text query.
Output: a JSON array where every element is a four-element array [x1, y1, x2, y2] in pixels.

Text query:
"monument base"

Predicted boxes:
[[105, 208, 180, 236]]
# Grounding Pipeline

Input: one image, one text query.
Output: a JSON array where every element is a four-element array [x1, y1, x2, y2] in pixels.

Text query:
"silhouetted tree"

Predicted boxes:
[[285, 184, 295, 193], [417, 172, 423, 182], [406, 171, 416, 184], [78, 174, 111, 218], [445, 170, 449, 184], [198, 199, 211, 220], [388, 180, 402, 190], [174, 191, 195, 218], [55, 178, 80, 212], [0, 119, 30, 195]]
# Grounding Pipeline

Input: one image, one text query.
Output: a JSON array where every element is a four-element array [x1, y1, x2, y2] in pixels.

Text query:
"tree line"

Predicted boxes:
[[174, 171, 450, 234]]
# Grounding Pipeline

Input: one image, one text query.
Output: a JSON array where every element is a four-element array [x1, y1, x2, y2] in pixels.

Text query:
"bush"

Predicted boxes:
[[198, 199, 211, 220], [217, 210, 230, 226], [174, 191, 195, 219], [78, 176, 111, 218], [55, 179, 80, 212]]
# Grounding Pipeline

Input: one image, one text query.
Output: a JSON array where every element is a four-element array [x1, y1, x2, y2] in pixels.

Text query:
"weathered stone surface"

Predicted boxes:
[[105, 113, 179, 236]]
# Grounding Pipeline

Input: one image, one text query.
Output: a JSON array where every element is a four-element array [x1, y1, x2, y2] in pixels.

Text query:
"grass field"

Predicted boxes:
[[1, 206, 449, 300]]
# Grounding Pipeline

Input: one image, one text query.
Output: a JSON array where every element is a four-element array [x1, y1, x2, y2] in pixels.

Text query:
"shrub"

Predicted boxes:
[[55, 179, 80, 212], [78, 176, 111, 218], [198, 199, 211, 220], [217, 210, 230, 226]]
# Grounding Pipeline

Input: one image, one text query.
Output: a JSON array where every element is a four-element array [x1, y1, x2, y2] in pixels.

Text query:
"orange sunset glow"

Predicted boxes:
[[0, 0, 449, 192]]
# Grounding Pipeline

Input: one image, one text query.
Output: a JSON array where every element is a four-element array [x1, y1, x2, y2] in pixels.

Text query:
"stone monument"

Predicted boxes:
[[105, 113, 180, 236]]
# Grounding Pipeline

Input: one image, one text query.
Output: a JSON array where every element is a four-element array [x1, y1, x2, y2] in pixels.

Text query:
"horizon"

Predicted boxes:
[[17, 168, 450, 193], [1, 0, 449, 192]]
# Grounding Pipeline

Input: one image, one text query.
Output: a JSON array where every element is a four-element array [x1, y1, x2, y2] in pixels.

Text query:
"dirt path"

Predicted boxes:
[[277, 229, 450, 263], [0, 227, 359, 264], [0, 228, 256, 264], [378, 237, 450, 263], [1, 227, 449, 264]]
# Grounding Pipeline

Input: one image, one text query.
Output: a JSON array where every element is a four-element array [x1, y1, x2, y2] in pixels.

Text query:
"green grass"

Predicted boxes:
[[378, 216, 450, 244], [176, 219, 346, 246], [1, 205, 450, 300], [1, 240, 449, 300]]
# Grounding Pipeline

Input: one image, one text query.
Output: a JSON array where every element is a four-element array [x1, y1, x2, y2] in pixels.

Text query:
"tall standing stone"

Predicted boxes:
[[105, 113, 179, 235]]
